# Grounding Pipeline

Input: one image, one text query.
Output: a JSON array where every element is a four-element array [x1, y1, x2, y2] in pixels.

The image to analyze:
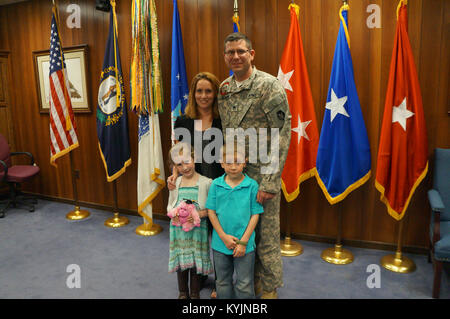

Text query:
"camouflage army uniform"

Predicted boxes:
[[218, 66, 291, 292]]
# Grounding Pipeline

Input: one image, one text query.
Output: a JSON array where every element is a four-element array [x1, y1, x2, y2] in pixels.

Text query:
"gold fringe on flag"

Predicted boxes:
[[130, 0, 163, 115]]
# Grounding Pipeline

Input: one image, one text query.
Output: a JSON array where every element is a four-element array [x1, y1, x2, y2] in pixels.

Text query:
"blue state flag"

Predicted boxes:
[[171, 0, 189, 138], [96, 7, 131, 182], [316, 7, 371, 204]]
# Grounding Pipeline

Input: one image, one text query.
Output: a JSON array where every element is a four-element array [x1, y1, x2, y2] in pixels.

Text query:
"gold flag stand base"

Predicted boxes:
[[104, 212, 129, 228], [321, 244, 354, 265], [66, 206, 90, 220], [321, 204, 353, 265], [381, 219, 415, 273], [280, 236, 303, 257], [136, 221, 163, 237], [381, 251, 416, 273]]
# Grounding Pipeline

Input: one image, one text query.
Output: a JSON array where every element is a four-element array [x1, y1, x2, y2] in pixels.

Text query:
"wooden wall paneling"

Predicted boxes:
[[217, 0, 233, 80], [277, 0, 292, 236], [117, 0, 139, 211], [436, 0, 450, 147], [369, 0, 398, 244], [404, 0, 444, 247], [408, 0, 423, 77], [364, 0, 383, 242], [343, 0, 370, 241], [155, 0, 175, 214], [197, 0, 219, 76], [1, 0, 448, 248], [315, 0, 340, 239], [264, 0, 278, 77], [0, 52, 16, 152], [401, 0, 427, 248], [0, 9, 10, 50], [300, 0, 324, 238], [76, 3, 105, 206]]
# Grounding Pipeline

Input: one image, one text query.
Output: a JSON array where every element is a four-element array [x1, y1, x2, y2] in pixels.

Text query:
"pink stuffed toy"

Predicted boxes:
[[167, 200, 201, 232]]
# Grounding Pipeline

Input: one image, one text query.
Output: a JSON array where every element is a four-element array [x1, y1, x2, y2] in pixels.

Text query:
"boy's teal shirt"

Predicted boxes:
[[206, 174, 264, 255]]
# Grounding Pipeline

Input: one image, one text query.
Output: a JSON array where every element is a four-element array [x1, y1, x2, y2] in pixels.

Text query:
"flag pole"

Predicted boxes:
[[51, 1, 88, 221], [280, 202, 303, 256], [136, 217, 163, 236], [66, 151, 90, 220], [104, 179, 129, 228], [135, 114, 163, 236], [321, 202, 353, 264], [380, 219, 416, 273]]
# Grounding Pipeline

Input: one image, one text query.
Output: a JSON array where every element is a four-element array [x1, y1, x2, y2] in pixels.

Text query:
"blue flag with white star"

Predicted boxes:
[[315, 7, 371, 204], [170, 0, 189, 139]]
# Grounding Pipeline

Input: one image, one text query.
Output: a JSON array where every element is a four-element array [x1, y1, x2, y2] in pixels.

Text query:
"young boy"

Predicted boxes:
[[206, 144, 264, 299]]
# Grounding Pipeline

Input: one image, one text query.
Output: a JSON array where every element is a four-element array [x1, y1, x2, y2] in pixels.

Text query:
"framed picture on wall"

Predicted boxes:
[[33, 44, 90, 113]]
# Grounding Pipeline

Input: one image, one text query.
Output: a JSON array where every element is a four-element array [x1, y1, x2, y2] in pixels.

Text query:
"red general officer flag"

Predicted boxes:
[[375, 0, 428, 220], [279, 4, 319, 202]]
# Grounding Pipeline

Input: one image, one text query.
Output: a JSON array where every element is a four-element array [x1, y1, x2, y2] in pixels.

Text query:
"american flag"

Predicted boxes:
[[49, 10, 78, 166]]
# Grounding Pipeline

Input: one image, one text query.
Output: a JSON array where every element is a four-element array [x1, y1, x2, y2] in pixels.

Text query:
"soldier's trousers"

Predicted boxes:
[[254, 191, 283, 292]]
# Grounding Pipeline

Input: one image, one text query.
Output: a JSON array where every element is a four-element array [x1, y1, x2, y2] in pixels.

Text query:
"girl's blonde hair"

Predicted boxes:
[[184, 72, 220, 119], [168, 142, 195, 167]]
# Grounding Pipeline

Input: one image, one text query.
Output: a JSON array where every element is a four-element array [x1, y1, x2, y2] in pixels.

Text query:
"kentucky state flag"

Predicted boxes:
[[96, 6, 131, 182], [171, 0, 189, 141], [316, 5, 371, 204]]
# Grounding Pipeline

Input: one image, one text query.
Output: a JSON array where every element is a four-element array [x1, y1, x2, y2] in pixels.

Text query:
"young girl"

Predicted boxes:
[[167, 142, 213, 299]]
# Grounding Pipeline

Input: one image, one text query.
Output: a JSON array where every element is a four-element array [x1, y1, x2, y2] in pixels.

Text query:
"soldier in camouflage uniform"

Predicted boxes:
[[218, 32, 291, 299]]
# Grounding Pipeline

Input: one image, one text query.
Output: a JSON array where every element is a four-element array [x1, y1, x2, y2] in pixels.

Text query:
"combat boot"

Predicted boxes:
[[260, 289, 278, 299]]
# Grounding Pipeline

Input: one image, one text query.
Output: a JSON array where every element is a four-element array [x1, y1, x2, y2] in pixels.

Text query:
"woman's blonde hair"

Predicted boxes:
[[184, 72, 220, 119]]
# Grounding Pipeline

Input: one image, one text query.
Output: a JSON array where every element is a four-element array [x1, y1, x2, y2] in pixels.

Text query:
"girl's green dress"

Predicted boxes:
[[168, 186, 213, 275]]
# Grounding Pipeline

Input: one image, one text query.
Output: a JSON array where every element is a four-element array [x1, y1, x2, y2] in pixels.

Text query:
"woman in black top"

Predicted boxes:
[[168, 72, 224, 298], [170, 72, 224, 180]]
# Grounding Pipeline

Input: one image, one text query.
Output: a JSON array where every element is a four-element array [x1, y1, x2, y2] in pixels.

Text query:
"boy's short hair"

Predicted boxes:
[[221, 142, 247, 164], [168, 142, 195, 166]]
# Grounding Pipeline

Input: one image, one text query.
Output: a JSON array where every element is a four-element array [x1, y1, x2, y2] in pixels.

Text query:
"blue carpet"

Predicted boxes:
[[0, 200, 448, 299]]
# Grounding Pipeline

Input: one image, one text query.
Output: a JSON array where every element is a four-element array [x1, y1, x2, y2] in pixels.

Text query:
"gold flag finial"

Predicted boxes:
[[234, 0, 238, 14], [396, 0, 407, 20]]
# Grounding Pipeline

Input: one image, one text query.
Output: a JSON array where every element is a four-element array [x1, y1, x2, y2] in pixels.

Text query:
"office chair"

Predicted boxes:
[[428, 148, 450, 298], [0, 133, 40, 218]]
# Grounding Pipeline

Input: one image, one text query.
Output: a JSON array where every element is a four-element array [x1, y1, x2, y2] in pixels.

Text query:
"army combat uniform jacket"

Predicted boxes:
[[218, 66, 291, 192], [218, 66, 291, 292]]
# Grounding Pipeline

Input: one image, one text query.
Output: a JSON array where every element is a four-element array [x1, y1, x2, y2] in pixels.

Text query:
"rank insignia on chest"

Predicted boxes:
[[277, 110, 285, 121]]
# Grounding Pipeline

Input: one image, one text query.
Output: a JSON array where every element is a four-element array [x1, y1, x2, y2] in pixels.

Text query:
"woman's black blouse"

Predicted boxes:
[[174, 115, 224, 179]]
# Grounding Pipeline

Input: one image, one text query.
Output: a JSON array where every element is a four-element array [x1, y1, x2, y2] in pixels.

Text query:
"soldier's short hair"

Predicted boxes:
[[224, 32, 253, 51]]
